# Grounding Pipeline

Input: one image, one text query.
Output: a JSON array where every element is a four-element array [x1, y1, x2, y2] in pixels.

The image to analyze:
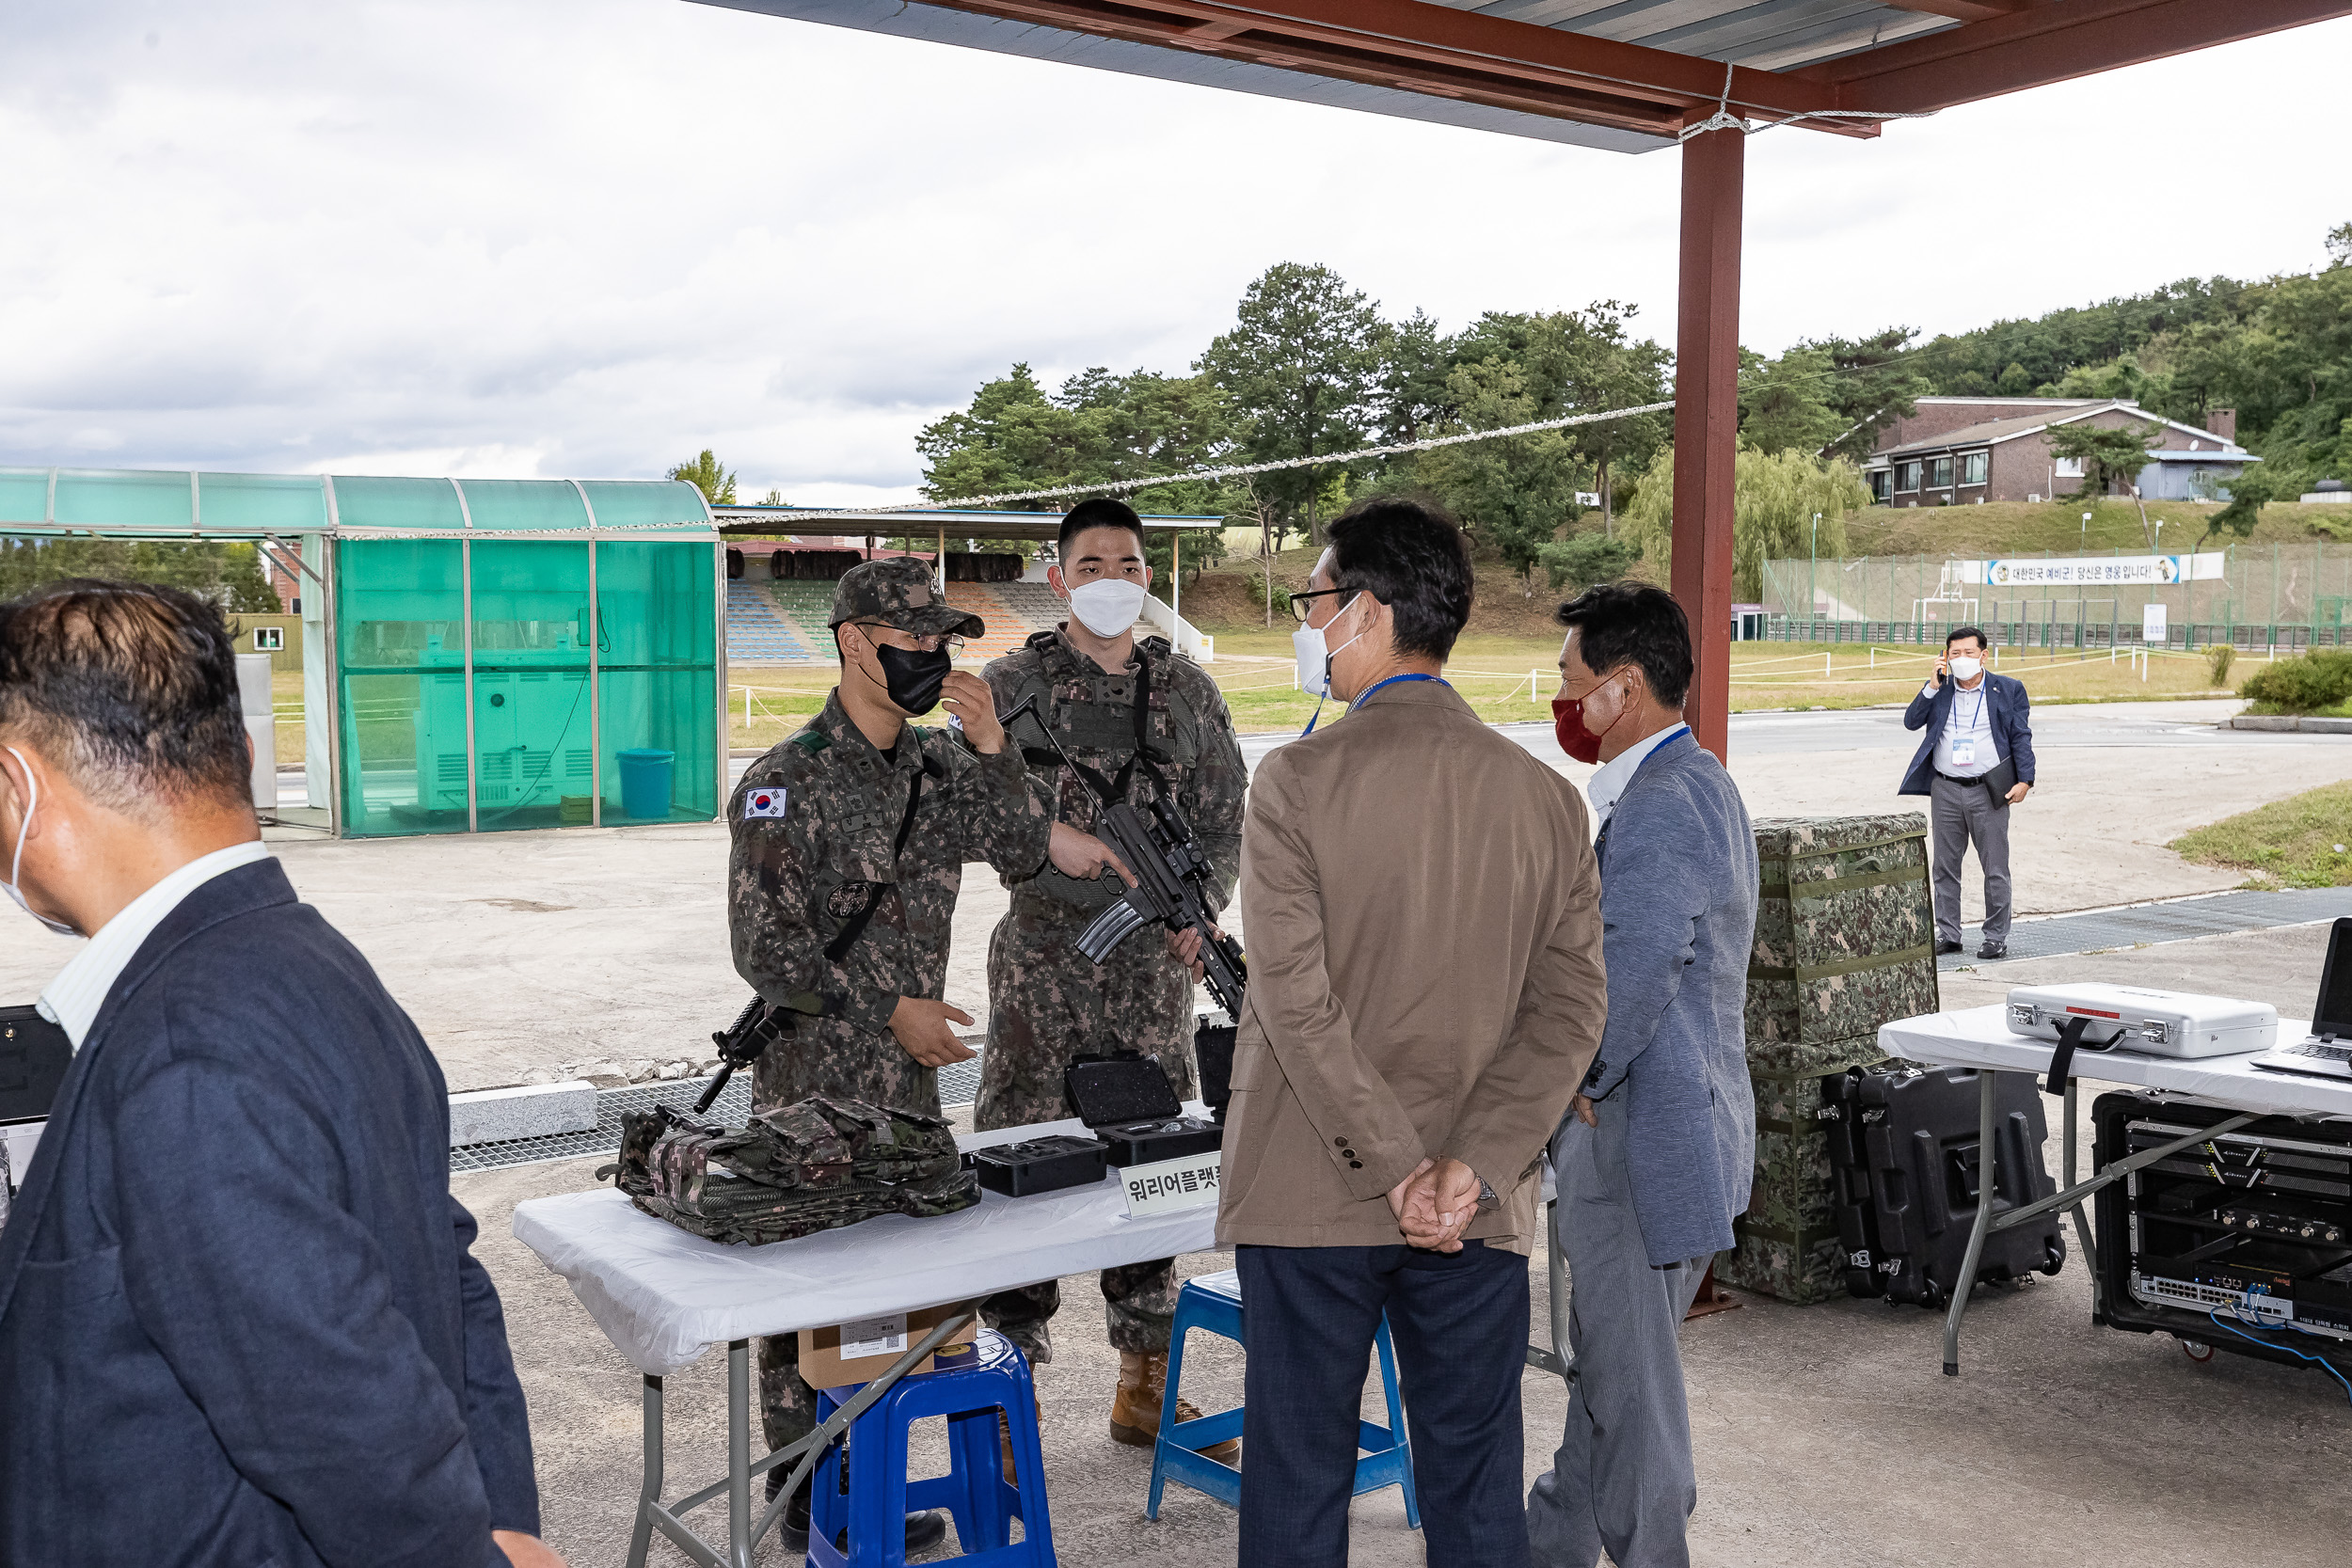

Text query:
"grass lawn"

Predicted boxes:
[[2171, 781, 2352, 889]]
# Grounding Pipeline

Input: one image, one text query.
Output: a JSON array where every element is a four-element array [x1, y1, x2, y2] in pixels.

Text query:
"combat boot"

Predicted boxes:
[[1110, 1350, 1238, 1464], [767, 1458, 946, 1555]]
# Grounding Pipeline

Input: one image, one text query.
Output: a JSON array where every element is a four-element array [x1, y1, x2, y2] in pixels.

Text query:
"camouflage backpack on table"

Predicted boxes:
[[1718, 814, 1937, 1304], [606, 1094, 980, 1246]]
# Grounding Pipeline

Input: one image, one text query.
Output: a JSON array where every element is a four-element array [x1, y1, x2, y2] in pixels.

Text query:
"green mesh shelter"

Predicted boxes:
[[0, 467, 723, 838]]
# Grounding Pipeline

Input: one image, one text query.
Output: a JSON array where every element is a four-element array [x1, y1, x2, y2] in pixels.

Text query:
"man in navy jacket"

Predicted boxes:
[[0, 580, 558, 1568], [1899, 626, 2035, 960]]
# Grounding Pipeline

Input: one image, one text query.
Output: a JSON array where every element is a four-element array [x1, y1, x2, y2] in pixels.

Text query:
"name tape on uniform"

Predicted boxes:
[[1119, 1150, 1222, 1219], [743, 787, 788, 819]]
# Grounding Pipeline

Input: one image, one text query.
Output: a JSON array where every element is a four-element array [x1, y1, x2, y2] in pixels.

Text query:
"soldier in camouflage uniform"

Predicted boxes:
[[729, 556, 1097, 1548], [974, 499, 1248, 1455]]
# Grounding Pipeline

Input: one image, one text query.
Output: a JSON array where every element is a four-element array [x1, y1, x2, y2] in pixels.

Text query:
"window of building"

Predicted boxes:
[[253, 626, 284, 652], [1926, 455, 1954, 490], [1959, 451, 1989, 486], [1867, 468, 1892, 501], [2054, 455, 2084, 478], [1894, 461, 1921, 493]]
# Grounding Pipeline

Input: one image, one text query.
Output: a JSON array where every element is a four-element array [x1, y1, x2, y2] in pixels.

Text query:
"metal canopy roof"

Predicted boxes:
[[696, 1, 2352, 150], [0, 467, 715, 540], [712, 504, 1225, 542]]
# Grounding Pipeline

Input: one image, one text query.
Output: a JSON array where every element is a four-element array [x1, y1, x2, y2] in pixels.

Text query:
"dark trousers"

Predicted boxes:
[[1236, 1240, 1533, 1568]]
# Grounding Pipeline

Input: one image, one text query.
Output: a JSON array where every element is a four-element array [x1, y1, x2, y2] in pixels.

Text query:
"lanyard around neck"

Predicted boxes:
[[1349, 672, 1447, 711]]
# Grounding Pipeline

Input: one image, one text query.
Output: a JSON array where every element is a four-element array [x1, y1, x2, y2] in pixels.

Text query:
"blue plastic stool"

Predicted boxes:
[[808, 1328, 1055, 1567], [1145, 1270, 1420, 1528]]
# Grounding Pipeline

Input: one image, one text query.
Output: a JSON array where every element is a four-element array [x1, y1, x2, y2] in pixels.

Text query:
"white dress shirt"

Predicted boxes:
[[1587, 722, 1690, 828], [1929, 677, 2000, 778], [36, 840, 276, 1051]]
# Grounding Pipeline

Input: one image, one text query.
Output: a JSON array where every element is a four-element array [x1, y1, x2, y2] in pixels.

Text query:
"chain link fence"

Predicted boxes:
[[1755, 542, 2352, 651]]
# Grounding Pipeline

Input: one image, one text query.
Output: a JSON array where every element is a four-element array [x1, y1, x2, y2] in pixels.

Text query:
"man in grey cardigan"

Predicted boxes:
[[1527, 582, 1759, 1568]]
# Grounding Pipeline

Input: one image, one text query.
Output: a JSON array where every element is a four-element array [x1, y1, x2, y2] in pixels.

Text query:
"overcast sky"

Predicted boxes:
[[4, 1, 2347, 506]]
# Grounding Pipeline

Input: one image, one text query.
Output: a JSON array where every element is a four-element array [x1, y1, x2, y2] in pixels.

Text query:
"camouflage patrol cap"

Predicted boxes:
[[828, 557, 984, 638]]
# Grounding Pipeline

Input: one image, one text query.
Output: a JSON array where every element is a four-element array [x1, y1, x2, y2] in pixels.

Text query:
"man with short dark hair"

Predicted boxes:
[[1527, 580, 1758, 1568], [1220, 497, 1606, 1568], [0, 579, 560, 1568], [1898, 626, 2034, 960], [976, 498, 1247, 1453]]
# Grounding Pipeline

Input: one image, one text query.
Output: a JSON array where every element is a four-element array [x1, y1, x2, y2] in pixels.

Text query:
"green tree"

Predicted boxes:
[[2327, 221, 2351, 270], [1616, 446, 1867, 602], [667, 451, 738, 505], [1537, 533, 1640, 594], [0, 537, 278, 610], [1373, 308, 1456, 447], [1809, 327, 1931, 462], [2047, 419, 2163, 546], [1415, 356, 1587, 596], [1738, 344, 1843, 456], [1199, 262, 1382, 547]]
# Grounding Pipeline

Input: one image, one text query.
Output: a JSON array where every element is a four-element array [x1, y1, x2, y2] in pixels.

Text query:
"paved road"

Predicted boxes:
[[1237, 697, 2316, 771]]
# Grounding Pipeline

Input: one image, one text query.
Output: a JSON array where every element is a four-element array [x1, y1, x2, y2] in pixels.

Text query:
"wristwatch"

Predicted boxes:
[[1476, 1178, 1500, 1212]]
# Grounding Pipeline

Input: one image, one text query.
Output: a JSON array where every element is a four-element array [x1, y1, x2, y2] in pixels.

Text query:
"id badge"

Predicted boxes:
[[1951, 739, 1977, 768]]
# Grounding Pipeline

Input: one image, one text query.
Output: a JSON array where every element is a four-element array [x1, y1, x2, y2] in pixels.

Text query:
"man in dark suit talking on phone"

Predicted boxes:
[[1899, 626, 2035, 960]]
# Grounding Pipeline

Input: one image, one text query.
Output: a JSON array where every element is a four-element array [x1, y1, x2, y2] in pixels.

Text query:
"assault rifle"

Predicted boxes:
[[693, 996, 796, 1116], [1000, 696, 1247, 1020]]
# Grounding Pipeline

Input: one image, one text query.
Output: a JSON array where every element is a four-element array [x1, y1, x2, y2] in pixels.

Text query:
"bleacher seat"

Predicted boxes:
[[724, 580, 817, 665], [769, 581, 842, 660]]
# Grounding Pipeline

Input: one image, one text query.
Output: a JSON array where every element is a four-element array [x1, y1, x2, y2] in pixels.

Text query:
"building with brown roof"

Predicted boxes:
[[1861, 397, 2255, 506]]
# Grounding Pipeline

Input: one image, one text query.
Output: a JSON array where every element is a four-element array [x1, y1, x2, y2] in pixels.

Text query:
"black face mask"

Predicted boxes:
[[874, 642, 952, 715]]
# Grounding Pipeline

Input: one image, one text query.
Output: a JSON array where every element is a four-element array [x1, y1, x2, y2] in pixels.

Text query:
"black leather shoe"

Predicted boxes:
[[1977, 942, 2008, 960], [1934, 940, 1963, 956], [768, 1470, 811, 1553]]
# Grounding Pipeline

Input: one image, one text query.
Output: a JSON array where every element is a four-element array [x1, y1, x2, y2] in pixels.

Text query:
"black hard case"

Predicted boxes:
[[0, 1006, 72, 1125], [1824, 1063, 2067, 1307], [2091, 1091, 2352, 1375], [965, 1134, 1110, 1197], [1062, 1054, 1223, 1168]]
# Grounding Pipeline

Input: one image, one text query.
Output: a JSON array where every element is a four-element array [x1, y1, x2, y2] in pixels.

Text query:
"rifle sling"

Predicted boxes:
[[822, 767, 927, 964]]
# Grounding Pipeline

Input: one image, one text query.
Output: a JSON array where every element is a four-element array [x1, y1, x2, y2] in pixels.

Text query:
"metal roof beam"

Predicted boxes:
[[910, 1, 1877, 136], [1805, 0, 2352, 112]]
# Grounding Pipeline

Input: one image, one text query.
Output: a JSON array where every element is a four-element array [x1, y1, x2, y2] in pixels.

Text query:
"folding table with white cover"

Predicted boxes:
[[1876, 1006, 2352, 1376], [511, 1113, 1223, 1568]]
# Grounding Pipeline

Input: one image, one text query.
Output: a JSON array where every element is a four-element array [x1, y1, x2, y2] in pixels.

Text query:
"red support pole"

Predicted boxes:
[[1671, 126, 1743, 764]]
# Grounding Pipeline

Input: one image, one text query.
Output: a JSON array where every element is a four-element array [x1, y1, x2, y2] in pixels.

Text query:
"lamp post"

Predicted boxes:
[[2082, 510, 2091, 553], [1810, 512, 1821, 638]]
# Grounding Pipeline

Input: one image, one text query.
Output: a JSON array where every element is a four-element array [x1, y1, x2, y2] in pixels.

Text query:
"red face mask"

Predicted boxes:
[[1552, 687, 1629, 766]]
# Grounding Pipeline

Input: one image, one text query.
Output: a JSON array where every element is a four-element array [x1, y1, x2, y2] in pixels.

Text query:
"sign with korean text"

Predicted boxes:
[[1955, 554, 2222, 588], [2143, 604, 2168, 641], [1119, 1150, 1222, 1218]]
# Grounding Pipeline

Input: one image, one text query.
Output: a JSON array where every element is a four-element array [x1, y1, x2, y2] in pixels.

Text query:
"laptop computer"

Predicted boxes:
[[2250, 918, 2352, 1080]]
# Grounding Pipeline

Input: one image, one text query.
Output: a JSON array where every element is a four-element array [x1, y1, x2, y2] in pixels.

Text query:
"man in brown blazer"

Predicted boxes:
[[1214, 496, 1607, 1568]]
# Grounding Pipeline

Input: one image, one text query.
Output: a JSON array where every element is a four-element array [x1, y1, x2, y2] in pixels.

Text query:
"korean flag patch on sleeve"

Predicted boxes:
[[742, 786, 788, 820]]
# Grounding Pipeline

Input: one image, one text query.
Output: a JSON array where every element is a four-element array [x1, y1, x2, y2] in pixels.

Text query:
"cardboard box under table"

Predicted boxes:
[[512, 1107, 1222, 1568], [1719, 815, 1938, 1304]]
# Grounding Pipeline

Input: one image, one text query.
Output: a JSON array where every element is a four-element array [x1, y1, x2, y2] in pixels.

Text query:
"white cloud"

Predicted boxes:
[[2, 1, 2346, 507]]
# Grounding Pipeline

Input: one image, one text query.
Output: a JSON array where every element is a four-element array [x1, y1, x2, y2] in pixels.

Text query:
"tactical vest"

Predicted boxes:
[[1007, 633, 1201, 916]]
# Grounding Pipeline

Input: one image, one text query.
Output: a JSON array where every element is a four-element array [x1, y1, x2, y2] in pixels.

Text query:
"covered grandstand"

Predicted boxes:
[[711, 504, 1226, 666]]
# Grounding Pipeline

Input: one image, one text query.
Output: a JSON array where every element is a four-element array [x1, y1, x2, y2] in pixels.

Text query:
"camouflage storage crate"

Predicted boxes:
[[1746, 814, 1939, 1048], [1716, 1037, 1889, 1304]]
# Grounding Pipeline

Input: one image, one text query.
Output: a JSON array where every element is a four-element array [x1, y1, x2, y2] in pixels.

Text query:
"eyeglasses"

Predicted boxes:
[[850, 623, 964, 656], [1286, 587, 1352, 624]]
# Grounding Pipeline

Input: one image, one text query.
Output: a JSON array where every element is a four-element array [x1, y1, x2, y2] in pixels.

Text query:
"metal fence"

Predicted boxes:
[[1756, 541, 2352, 650]]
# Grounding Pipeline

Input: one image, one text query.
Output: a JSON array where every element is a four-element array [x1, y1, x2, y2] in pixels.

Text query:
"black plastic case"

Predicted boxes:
[[1823, 1063, 2066, 1307], [0, 1006, 72, 1126], [1063, 1053, 1224, 1168], [965, 1133, 1110, 1197]]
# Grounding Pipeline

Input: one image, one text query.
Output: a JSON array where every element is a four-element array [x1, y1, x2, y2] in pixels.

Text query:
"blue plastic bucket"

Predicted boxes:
[[616, 748, 675, 820]]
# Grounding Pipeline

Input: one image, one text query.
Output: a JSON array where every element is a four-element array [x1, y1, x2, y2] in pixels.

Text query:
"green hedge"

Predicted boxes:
[[2241, 649, 2352, 714]]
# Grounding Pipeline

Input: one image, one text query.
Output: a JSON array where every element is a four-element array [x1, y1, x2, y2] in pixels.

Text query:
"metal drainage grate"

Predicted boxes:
[[449, 1054, 985, 1174], [1947, 885, 2352, 969]]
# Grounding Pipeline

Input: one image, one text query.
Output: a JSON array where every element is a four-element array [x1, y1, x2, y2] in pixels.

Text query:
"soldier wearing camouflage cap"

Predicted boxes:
[[976, 499, 1248, 1461], [726, 554, 1124, 1551]]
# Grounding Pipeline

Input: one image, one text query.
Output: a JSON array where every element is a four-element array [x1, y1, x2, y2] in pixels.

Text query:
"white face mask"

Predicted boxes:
[[1948, 655, 1983, 683], [1293, 594, 1368, 700], [3, 746, 78, 937], [1065, 577, 1149, 640]]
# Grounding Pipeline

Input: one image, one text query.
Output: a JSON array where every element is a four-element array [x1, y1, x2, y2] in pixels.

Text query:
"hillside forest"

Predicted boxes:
[[898, 223, 2352, 603]]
